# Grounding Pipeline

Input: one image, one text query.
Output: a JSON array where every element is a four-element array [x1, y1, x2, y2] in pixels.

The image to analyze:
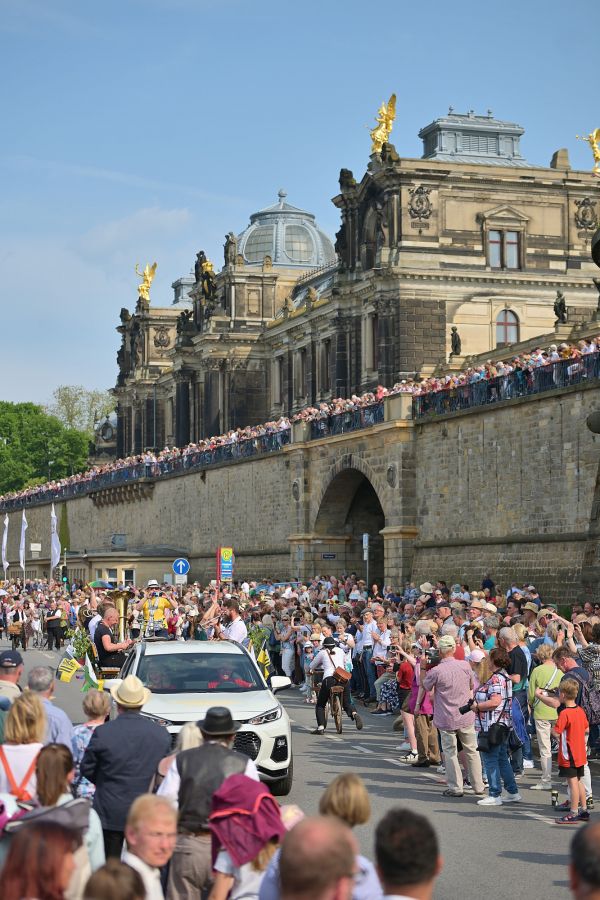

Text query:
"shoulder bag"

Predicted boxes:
[[476, 676, 510, 751], [326, 650, 351, 685]]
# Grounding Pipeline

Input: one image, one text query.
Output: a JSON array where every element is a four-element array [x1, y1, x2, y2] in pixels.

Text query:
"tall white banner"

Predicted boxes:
[[19, 509, 28, 575], [50, 503, 61, 571], [1, 514, 8, 577]]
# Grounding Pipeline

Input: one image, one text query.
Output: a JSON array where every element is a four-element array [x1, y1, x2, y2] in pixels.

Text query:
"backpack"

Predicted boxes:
[[570, 672, 600, 726], [0, 746, 38, 803]]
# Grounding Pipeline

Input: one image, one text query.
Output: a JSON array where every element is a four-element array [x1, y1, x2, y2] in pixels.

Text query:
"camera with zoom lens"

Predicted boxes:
[[458, 698, 475, 715], [423, 647, 441, 667]]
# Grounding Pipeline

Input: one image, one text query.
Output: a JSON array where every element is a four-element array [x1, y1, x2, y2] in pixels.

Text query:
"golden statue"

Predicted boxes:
[[135, 262, 157, 305], [370, 94, 397, 154], [576, 129, 600, 176]]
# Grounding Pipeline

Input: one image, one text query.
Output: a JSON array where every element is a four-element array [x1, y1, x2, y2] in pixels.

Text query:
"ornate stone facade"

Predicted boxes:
[[113, 111, 600, 456]]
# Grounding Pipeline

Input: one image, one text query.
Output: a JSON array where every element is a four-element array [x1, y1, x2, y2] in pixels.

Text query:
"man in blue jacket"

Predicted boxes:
[[81, 674, 170, 858]]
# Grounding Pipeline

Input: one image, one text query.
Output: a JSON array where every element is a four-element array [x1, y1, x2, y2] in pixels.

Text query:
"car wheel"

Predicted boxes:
[[269, 756, 293, 797]]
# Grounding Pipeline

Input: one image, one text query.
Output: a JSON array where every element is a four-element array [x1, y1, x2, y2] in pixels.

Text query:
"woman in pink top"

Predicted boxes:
[[409, 643, 440, 768]]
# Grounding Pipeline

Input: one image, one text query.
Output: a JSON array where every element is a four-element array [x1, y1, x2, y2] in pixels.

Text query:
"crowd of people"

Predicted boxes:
[[1, 570, 600, 897], [3, 335, 598, 511]]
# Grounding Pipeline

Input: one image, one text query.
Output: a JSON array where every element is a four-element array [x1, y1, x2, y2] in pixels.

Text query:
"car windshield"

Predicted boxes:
[[137, 652, 264, 694]]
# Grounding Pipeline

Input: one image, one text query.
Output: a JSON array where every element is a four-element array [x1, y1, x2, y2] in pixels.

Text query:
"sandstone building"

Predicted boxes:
[[107, 110, 600, 460]]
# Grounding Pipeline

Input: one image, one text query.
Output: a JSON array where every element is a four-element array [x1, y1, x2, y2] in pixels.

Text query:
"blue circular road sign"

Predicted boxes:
[[172, 557, 190, 576]]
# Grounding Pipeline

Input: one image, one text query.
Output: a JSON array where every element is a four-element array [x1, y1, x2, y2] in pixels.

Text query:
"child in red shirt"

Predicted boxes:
[[552, 678, 589, 825]]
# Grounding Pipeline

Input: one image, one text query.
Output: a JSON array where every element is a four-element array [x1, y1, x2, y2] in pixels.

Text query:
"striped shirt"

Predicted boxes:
[[474, 670, 513, 732]]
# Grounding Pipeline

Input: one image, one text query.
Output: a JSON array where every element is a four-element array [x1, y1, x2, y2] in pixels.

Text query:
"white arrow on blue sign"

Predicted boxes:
[[172, 558, 190, 576]]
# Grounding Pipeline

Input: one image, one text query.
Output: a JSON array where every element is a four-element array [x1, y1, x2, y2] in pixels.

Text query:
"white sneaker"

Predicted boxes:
[[401, 751, 418, 762], [501, 792, 522, 803], [523, 760, 535, 769], [395, 743, 412, 752], [531, 782, 553, 791], [436, 765, 446, 775], [477, 796, 503, 806]]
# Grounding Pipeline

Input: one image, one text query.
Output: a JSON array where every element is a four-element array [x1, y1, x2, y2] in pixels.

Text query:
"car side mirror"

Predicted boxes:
[[270, 675, 292, 693]]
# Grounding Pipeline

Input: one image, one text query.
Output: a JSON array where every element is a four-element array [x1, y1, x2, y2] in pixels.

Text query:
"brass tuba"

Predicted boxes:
[[106, 589, 130, 642]]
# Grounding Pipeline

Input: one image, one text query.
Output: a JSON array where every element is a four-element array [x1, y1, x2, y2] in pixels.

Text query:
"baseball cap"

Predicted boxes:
[[0, 650, 23, 668], [484, 603, 498, 614], [467, 649, 486, 663]]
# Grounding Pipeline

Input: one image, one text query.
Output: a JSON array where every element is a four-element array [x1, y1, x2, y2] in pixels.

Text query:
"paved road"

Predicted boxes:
[[7, 641, 593, 899]]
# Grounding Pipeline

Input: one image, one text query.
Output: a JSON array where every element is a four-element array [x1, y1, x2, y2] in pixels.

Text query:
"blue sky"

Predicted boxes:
[[1, 0, 597, 403]]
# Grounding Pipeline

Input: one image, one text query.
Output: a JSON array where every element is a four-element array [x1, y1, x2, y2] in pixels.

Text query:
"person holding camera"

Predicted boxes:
[[423, 635, 485, 797], [471, 647, 522, 806]]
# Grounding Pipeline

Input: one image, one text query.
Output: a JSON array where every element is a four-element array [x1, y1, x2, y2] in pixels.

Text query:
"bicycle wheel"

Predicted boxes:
[[323, 699, 330, 730], [332, 691, 343, 734]]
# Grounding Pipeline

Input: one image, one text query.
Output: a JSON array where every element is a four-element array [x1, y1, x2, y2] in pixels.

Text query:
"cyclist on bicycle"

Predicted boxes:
[[310, 636, 363, 735]]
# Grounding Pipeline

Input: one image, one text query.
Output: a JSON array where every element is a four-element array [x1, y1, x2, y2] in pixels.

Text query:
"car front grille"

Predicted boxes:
[[234, 730, 261, 760]]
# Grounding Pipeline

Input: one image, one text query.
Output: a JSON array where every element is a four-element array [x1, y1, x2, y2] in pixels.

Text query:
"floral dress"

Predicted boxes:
[[72, 722, 101, 799]]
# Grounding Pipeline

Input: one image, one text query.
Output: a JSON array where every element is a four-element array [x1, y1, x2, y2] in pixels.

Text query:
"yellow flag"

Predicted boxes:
[[257, 645, 271, 681], [56, 656, 82, 683]]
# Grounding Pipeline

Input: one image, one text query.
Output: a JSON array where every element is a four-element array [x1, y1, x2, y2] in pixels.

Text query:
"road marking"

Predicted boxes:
[[352, 745, 373, 753]]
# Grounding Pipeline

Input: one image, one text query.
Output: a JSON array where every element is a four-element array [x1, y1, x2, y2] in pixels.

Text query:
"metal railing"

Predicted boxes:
[[309, 401, 385, 439], [412, 351, 600, 419], [0, 430, 292, 512]]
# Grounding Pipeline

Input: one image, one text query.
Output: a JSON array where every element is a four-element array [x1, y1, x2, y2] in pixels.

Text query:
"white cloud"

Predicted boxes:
[[0, 204, 200, 403], [77, 206, 193, 257], [3, 156, 239, 204]]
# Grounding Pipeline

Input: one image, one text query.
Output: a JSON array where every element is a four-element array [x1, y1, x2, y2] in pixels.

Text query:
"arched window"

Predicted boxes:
[[496, 310, 519, 348]]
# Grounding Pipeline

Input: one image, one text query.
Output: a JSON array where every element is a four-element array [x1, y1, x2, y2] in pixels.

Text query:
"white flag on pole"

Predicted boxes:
[[1, 514, 8, 577], [19, 509, 28, 574], [50, 504, 61, 571]]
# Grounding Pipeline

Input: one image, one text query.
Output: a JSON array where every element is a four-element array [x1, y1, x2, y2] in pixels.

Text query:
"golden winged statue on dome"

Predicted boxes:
[[576, 129, 600, 175], [370, 94, 397, 154], [135, 261, 157, 305]]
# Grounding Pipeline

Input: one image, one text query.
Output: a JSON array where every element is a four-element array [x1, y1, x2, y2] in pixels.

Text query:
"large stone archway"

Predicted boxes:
[[308, 468, 386, 583]]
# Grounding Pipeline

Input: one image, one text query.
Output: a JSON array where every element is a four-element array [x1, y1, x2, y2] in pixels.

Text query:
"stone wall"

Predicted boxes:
[[411, 383, 600, 601], [5, 385, 600, 601], [4, 454, 293, 584]]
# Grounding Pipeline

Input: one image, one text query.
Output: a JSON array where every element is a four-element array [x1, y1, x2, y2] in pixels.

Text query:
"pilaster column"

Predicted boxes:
[[175, 373, 191, 447]]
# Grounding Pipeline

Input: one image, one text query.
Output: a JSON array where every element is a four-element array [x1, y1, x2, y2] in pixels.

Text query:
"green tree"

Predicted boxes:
[[0, 402, 89, 495], [46, 385, 114, 436]]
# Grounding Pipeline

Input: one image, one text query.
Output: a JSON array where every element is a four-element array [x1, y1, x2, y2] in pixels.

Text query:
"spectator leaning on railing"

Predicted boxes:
[[2, 335, 600, 510]]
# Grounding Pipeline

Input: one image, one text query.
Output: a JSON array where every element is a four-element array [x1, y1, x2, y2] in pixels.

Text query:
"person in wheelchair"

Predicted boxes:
[[310, 636, 363, 735]]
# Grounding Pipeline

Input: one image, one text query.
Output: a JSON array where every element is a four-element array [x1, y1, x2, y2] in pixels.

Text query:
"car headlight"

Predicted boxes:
[[140, 712, 173, 727], [248, 706, 282, 725]]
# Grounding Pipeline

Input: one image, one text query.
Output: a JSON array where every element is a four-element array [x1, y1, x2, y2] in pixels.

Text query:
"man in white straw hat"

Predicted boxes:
[[81, 675, 171, 859]]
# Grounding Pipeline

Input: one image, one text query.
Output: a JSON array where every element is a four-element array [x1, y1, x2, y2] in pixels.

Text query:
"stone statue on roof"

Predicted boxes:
[[554, 290, 567, 324]]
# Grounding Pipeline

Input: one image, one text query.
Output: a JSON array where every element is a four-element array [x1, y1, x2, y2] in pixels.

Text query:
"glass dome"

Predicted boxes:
[[238, 190, 335, 269]]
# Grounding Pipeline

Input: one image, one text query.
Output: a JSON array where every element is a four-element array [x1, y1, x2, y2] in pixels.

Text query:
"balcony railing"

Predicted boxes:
[[0, 430, 292, 512], [412, 352, 600, 420], [309, 401, 385, 439]]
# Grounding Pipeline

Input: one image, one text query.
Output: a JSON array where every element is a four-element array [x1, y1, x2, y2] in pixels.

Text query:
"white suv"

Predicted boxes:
[[105, 640, 293, 795]]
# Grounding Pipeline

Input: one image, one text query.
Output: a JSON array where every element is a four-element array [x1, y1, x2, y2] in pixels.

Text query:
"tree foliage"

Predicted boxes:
[[46, 385, 114, 436], [0, 402, 89, 495]]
